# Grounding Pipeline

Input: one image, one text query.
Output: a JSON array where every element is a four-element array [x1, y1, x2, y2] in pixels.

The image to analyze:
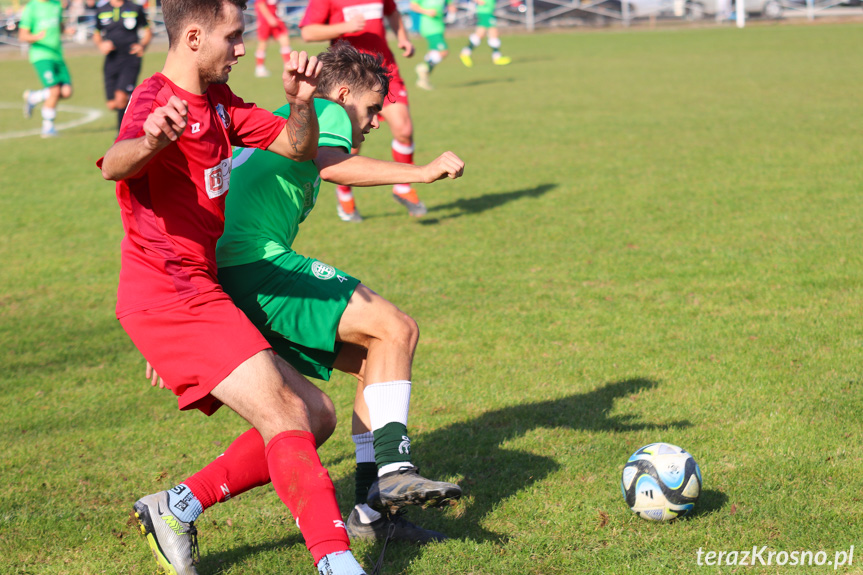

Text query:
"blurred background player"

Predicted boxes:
[[411, 0, 449, 91], [300, 0, 428, 221], [459, 0, 511, 66], [93, 0, 151, 130], [19, 0, 73, 138], [253, 0, 292, 77]]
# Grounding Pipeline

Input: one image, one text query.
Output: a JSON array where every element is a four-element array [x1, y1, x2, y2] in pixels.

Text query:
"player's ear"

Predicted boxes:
[[184, 24, 203, 51], [336, 85, 351, 105]]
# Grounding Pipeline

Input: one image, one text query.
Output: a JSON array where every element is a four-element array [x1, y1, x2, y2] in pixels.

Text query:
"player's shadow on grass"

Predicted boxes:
[[451, 77, 517, 89], [192, 378, 690, 573], [418, 182, 557, 225], [331, 378, 691, 570]]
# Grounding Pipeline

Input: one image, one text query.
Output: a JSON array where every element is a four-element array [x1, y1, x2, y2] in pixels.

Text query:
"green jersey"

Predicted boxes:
[[19, 0, 64, 63], [475, 0, 495, 16], [217, 98, 353, 268], [416, 0, 446, 36]]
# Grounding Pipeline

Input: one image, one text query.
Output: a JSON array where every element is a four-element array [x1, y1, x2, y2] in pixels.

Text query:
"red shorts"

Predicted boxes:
[[384, 67, 409, 108], [257, 15, 288, 40], [119, 289, 271, 416]]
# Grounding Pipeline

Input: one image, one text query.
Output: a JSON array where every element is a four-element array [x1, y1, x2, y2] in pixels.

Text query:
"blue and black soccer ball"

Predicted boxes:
[[621, 443, 702, 521]]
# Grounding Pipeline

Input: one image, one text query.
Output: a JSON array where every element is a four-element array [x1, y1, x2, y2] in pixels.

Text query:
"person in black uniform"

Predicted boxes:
[[93, 0, 151, 129]]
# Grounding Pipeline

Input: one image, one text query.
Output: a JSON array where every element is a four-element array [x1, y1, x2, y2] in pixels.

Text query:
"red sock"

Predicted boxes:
[[256, 51, 266, 67], [183, 428, 270, 510], [280, 46, 292, 63], [391, 138, 414, 165], [265, 431, 350, 564]]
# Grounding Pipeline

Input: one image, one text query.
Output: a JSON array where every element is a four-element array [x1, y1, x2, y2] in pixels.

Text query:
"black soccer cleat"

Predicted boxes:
[[367, 466, 461, 515], [346, 507, 447, 545]]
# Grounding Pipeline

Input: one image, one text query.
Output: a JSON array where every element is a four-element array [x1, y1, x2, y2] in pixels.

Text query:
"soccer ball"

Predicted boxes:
[[621, 443, 702, 521]]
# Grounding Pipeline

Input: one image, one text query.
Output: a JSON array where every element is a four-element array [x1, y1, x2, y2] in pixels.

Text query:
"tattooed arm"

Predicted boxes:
[[267, 51, 322, 162]]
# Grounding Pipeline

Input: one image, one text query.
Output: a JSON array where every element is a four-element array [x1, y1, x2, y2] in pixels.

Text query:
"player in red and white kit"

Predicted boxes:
[[253, 0, 292, 78], [98, 0, 367, 573], [300, 0, 428, 221]]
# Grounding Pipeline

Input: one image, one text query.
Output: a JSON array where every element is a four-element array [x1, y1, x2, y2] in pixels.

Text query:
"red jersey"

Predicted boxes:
[[300, 0, 398, 67], [255, 0, 278, 15], [101, 73, 287, 318]]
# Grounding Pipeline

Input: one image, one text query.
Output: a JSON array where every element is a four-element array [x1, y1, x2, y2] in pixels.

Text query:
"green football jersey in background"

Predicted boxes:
[[19, 0, 64, 63], [416, 0, 447, 36]]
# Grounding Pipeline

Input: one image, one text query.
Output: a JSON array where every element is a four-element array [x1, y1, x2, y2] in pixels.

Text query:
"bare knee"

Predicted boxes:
[[391, 122, 413, 145], [387, 311, 419, 354], [60, 84, 73, 99]]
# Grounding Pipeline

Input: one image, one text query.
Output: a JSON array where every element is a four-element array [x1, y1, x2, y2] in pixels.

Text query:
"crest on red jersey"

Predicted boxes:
[[215, 103, 231, 129]]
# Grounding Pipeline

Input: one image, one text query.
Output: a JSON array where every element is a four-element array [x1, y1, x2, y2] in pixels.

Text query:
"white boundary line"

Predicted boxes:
[[0, 102, 104, 140]]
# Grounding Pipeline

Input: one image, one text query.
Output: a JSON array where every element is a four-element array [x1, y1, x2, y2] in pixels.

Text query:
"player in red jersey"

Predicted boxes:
[[300, 0, 428, 222], [253, 0, 292, 78], [98, 0, 367, 573]]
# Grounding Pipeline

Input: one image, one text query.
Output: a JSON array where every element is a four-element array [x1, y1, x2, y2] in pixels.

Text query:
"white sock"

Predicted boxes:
[[29, 88, 49, 105], [42, 106, 56, 131], [363, 381, 411, 430], [352, 431, 375, 463], [488, 37, 502, 50], [469, 34, 481, 48], [317, 550, 366, 575], [354, 503, 381, 524]]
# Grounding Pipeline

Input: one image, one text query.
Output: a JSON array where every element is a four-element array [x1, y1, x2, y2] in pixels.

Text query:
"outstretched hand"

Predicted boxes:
[[142, 96, 187, 151], [283, 51, 323, 105], [421, 151, 465, 183]]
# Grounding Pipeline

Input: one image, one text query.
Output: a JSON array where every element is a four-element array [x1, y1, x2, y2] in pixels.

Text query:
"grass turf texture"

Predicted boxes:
[[2, 22, 863, 574]]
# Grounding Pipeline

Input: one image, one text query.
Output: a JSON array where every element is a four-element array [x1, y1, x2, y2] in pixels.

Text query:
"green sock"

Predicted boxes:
[[355, 462, 378, 506], [373, 421, 412, 470]]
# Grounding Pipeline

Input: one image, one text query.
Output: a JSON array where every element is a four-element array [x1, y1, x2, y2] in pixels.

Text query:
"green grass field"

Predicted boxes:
[[2, 21, 863, 574]]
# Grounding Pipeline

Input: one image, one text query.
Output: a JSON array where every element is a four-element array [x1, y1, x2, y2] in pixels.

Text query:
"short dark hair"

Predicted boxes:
[[162, 0, 247, 47], [315, 41, 391, 100]]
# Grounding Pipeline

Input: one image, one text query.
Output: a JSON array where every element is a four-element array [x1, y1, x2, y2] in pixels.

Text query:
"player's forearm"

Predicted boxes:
[[386, 12, 408, 41], [300, 23, 352, 42], [140, 27, 152, 48], [268, 102, 319, 162], [18, 28, 42, 43], [317, 150, 425, 186], [100, 138, 163, 181]]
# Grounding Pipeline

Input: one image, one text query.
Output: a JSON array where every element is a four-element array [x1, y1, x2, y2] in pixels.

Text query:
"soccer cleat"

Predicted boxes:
[[415, 63, 434, 91], [493, 56, 512, 66], [337, 202, 363, 222], [336, 189, 363, 222], [255, 66, 270, 78], [23, 90, 35, 119], [132, 492, 200, 575], [459, 51, 473, 68], [392, 189, 427, 217], [40, 126, 58, 138], [346, 508, 447, 544], [367, 466, 461, 514]]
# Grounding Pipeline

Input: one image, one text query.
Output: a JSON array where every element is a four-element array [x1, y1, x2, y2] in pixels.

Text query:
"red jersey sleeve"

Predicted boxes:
[[383, 0, 397, 17], [222, 87, 287, 149], [300, 0, 333, 27]]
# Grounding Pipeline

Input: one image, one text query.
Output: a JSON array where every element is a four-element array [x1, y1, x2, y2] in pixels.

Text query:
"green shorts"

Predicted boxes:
[[424, 33, 448, 52], [477, 13, 497, 28], [218, 250, 361, 381], [33, 59, 72, 88]]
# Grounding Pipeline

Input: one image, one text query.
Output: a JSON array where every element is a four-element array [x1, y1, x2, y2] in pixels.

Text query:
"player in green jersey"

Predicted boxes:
[[148, 42, 465, 552], [459, 0, 511, 67], [410, 0, 449, 90], [19, 0, 74, 137]]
